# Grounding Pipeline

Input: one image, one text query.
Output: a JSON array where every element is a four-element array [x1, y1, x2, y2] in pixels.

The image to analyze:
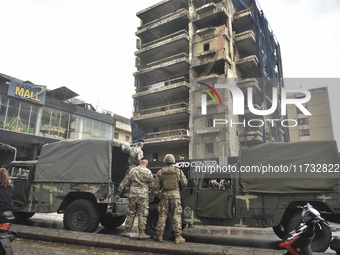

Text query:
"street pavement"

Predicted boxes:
[[10, 213, 336, 254]]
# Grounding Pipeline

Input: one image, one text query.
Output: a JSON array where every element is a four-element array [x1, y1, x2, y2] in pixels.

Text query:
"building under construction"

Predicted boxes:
[[133, 0, 287, 162]]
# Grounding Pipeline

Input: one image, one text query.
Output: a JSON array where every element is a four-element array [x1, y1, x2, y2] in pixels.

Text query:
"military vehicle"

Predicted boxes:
[[9, 139, 129, 233], [146, 140, 340, 252], [0, 143, 16, 168]]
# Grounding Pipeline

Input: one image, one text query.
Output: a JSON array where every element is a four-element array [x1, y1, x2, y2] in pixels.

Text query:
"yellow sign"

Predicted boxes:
[[15, 86, 41, 102], [8, 82, 46, 105]]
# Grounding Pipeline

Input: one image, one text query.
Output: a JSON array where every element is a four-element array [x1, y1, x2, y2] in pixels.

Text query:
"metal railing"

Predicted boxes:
[[136, 102, 189, 116], [146, 129, 190, 140], [137, 76, 188, 93]]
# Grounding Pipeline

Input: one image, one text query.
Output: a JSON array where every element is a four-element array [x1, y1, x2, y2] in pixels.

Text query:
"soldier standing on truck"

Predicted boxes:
[[119, 139, 144, 196], [115, 157, 154, 240], [126, 139, 144, 172], [153, 154, 187, 244]]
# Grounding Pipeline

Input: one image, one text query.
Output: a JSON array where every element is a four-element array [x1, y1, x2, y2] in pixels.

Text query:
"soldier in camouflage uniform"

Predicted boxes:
[[154, 154, 187, 244], [119, 139, 144, 196], [115, 157, 154, 240], [125, 139, 144, 172]]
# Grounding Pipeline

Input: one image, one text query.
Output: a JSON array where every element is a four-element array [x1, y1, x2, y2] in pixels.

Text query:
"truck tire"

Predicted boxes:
[[100, 215, 126, 229], [285, 212, 331, 252], [272, 224, 285, 239], [146, 203, 172, 240], [63, 199, 99, 232], [14, 212, 35, 220]]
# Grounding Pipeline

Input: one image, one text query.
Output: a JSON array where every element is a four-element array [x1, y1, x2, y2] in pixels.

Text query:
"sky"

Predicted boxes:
[[0, 0, 339, 143]]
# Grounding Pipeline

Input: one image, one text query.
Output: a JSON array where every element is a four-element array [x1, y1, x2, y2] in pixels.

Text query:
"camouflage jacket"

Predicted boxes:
[[154, 165, 187, 198], [118, 165, 154, 198], [127, 147, 143, 169]]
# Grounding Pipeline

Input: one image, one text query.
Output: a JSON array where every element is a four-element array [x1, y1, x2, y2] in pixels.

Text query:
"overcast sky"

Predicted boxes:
[[1, 0, 339, 144]]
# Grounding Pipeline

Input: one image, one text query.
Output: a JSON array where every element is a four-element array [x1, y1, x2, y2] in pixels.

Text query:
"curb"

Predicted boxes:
[[184, 224, 274, 236], [11, 224, 288, 255]]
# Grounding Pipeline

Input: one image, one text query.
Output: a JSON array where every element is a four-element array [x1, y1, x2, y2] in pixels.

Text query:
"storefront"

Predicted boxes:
[[0, 73, 115, 160]]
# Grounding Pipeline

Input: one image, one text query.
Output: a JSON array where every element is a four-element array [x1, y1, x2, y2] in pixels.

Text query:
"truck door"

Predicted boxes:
[[196, 174, 234, 219], [10, 164, 33, 208]]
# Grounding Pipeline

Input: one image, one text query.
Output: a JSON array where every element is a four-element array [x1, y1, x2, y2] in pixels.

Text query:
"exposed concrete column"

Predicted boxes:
[[188, 0, 195, 160], [30, 144, 39, 160], [77, 117, 84, 139], [228, 0, 236, 77], [34, 107, 43, 136]]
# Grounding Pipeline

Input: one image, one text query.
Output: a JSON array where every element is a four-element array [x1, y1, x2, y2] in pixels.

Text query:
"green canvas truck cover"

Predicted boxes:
[[34, 139, 118, 183], [238, 141, 340, 193], [0, 143, 17, 167]]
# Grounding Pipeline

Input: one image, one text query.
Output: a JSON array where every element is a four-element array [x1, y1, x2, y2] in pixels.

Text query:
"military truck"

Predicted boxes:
[[9, 139, 129, 233], [146, 140, 340, 252], [0, 142, 16, 168]]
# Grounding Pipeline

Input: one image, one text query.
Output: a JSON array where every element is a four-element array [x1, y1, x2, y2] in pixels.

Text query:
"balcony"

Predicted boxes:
[[145, 129, 190, 144], [237, 78, 273, 108], [135, 30, 189, 66], [235, 30, 257, 56], [136, 8, 189, 44], [239, 127, 264, 145], [192, 0, 222, 8], [192, 48, 230, 68], [133, 77, 189, 102], [134, 102, 189, 125], [233, 8, 254, 33], [192, 2, 229, 29], [193, 25, 230, 44], [134, 53, 190, 85], [137, 0, 189, 25], [236, 55, 260, 78], [244, 104, 261, 118]]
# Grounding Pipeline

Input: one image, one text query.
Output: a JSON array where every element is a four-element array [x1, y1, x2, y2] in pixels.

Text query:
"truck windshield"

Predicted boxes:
[[11, 166, 31, 180]]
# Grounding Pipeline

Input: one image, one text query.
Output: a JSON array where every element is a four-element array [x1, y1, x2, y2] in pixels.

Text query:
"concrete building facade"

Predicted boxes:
[[288, 87, 334, 142], [114, 114, 132, 144], [133, 0, 287, 162]]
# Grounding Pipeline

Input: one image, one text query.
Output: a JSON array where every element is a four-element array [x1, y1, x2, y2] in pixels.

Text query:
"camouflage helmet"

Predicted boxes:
[[164, 154, 175, 164]]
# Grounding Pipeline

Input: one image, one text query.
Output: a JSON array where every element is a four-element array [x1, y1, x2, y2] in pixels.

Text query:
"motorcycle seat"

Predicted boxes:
[[0, 211, 13, 219]]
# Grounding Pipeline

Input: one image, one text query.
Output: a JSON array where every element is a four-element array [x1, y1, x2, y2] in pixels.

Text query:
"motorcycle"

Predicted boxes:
[[279, 203, 329, 255], [0, 211, 16, 255]]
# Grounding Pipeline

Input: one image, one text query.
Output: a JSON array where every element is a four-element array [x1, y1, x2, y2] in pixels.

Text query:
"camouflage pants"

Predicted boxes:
[[125, 196, 149, 230], [121, 166, 137, 195], [156, 195, 183, 237]]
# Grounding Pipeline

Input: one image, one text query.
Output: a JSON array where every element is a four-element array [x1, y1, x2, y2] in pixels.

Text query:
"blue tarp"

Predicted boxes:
[[232, 0, 249, 11], [233, 0, 286, 142]]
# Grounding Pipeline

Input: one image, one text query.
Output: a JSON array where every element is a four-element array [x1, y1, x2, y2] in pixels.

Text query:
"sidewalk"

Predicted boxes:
[[10, 213, 335, 254], [11, 224, 288, 255]]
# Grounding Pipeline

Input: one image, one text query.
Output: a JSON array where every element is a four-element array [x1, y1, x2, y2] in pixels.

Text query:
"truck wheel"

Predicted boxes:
[[64, 199, 99, 232], [146, 204, 172, 240], [14, 212, 35, 220], [272, 224, 285, 239], [100, 215, 126, 229], [285, 212, 331, 252]]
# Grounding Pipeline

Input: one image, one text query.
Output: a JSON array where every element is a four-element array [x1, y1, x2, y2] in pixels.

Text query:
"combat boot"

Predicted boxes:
[[120, 228, 131, 238], [154, 235, 163, 242], [138, 229, 150, 240], [174, 235, 185, 244]]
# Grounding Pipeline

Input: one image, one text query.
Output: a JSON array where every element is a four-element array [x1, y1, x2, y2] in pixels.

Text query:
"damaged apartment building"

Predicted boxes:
[[133, 0, 287, 162]]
